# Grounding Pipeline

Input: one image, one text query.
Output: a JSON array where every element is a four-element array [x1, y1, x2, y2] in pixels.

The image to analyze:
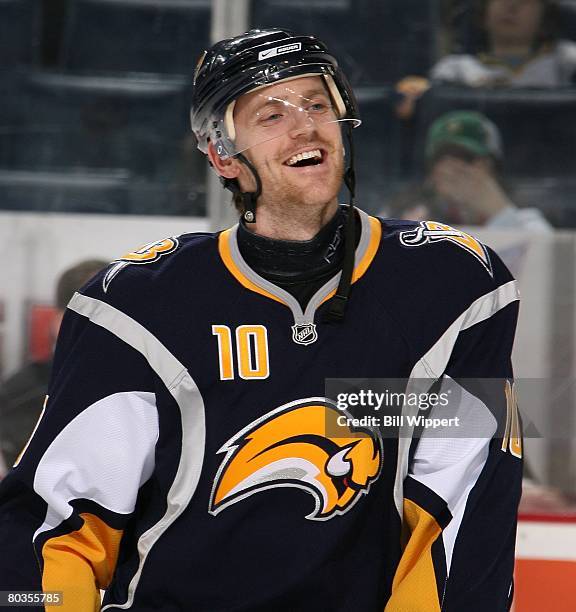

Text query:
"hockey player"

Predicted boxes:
[[0, 30, 522, 611]]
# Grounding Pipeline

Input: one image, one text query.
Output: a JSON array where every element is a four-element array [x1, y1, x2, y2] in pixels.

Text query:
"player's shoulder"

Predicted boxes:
[[80, 230, 219, 303], [374, 217, 514, 292]]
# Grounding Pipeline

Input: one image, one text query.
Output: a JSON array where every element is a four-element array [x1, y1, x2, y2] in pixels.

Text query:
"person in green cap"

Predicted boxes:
[[388, 110, 551, 230]]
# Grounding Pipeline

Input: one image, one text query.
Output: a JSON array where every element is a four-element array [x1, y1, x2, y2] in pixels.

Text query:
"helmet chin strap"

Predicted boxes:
[[220, 153, 262, 223], [325, 121, 356, 323]]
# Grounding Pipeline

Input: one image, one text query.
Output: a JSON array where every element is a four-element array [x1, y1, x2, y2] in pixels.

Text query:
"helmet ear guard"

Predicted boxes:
[[323, 74, 348, 121]]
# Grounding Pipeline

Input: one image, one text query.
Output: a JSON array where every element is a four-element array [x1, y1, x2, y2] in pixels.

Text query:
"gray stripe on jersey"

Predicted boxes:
[[392, 279, 520, 516], [68, 293, 206, 611], [227, 207, 373, 325]]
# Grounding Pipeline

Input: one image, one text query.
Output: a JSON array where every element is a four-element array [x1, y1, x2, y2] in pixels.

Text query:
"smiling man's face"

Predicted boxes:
[[230, 75, 345, 214]]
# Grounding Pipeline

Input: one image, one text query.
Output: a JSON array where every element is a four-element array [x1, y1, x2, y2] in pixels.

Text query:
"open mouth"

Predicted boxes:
[[284, 148, 324, 168]]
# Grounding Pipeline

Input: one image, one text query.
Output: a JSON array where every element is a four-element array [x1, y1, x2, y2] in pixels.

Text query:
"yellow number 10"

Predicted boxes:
[[212, 325, 269, 381]]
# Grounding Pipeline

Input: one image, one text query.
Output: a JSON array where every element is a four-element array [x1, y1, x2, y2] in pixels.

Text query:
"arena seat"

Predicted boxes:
[[0, 168, 129, 213], [0, 167, 206, 216], [413, 86, 576, 178], [60, 0, 211, 75], [0, 69, 206, 215], [0, 0, 41, 67], [0, 71, 192, 176], [251, 0, 439, 84]]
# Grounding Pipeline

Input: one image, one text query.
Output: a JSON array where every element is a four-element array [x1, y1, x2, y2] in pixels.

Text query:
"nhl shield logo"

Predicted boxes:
[[292, 323, 318, 346]]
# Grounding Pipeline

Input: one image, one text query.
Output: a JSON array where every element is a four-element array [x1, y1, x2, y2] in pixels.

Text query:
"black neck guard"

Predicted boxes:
[[237, 206, 347, 282]]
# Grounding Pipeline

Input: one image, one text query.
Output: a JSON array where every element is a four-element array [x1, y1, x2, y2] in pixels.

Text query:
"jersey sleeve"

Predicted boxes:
[[0, 290, 159, 611], [386, 257, 522, 611]]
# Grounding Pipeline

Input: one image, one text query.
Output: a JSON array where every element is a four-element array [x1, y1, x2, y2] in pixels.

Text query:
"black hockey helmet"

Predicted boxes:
[[190, 28, 360, 159]]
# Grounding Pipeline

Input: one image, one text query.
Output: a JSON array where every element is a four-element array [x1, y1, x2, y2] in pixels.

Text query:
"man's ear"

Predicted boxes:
[[207, 142, 240, 179]]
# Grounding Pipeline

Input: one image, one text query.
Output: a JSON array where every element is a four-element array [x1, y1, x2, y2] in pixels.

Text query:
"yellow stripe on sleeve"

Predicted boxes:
[[41, 513, 123, 611], [385, 499, 442, 612]]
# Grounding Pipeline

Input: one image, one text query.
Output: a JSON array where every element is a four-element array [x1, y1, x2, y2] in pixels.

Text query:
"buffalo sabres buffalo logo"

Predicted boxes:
[[291, 323, 318, 346], [210, 399, 383, 521], [399, 221, 493, 276], [103, 237, 179, 292]]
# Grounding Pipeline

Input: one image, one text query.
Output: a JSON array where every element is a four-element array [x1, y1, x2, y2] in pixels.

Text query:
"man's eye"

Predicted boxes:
[[308, 102, 329, 113], [259, 112, 284, 124]]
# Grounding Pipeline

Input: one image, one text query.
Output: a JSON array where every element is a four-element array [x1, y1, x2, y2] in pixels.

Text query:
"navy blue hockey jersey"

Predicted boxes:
[[0, 209, 522, 611]]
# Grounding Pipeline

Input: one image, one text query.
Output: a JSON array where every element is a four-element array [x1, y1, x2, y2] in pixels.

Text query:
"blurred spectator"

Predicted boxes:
[[0, 259, 107, 472], [395, 0, 576, 119], [432, 0, 576, 87], [387, 110, 552, 230]]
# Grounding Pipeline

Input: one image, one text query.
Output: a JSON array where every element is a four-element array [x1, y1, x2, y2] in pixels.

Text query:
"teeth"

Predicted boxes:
[[286, 149, 322, 166]]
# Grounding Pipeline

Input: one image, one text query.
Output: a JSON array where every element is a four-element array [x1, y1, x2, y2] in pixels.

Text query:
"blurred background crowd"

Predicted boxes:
[[0, 0, 575, 223], [0, 0, 575, 575]]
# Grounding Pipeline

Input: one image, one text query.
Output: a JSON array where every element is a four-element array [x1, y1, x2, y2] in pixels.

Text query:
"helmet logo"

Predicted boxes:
[[292, 323, 318, 346], [258, 42, 302, 61]]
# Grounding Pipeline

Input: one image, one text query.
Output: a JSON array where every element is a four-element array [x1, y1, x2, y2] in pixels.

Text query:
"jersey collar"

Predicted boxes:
[[218, 208, 381, 325]]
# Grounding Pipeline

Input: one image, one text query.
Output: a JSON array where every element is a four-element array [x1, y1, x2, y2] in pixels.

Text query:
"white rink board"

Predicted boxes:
[[516, 520, 576, 561]]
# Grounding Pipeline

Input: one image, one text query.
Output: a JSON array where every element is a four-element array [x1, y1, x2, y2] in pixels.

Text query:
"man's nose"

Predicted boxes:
[[287, 109, 316, 138]]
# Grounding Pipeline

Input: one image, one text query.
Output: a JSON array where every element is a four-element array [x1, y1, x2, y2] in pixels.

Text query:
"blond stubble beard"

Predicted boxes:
[[258, 148, 345, 223]]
